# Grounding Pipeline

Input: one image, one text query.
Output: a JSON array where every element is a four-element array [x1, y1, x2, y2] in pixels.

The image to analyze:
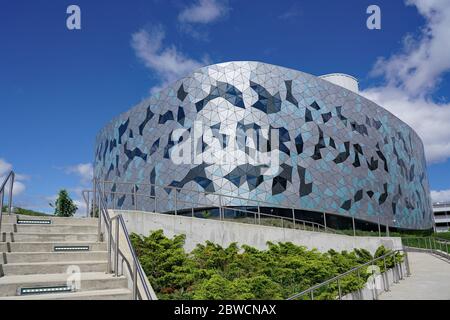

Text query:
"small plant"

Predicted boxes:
[[50, 189, 78, 217], [202, 210, 211, 218]]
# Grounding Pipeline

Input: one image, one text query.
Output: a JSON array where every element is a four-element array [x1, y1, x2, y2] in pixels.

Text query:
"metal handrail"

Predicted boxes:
[[94, 178, 154, 300], [287, 248, 409, 300], [402, 237, 450, 259], [0, 171, 15, 235], [83, 185, 343, 236]]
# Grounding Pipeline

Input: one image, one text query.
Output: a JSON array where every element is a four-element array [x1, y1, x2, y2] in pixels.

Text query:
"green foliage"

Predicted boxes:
[[202, 210, 211, 218], [131, 230, 399, 300], [51, 189, 77, 217], [2, 206, 49, 216]]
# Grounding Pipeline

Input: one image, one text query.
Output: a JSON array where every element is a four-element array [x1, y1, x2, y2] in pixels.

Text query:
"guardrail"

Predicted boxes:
[[402, 237, 450, 259], [93, 178, 154, 300], [83, 179, 348, 236], [0, 171, 15, 235], [287, 249, 409, 300]]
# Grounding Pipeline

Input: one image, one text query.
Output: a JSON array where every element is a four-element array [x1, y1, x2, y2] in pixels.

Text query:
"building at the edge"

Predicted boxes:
[[94, 61, 433, 230], [433, 202, 450, 232]]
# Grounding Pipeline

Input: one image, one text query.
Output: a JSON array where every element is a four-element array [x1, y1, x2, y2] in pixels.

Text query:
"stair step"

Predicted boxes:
[[0, 241, 106, 253], [2, 233, 98, 242], [1, 224, 98, 234], [4, 251, 108, 264], [0, 272, 128, 297], [2, 260, 108, 276], [1, 214, 98, 226], [0, 288, 132, 300]]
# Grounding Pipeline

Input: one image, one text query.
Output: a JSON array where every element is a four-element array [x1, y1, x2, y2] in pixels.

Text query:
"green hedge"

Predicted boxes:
[[131, 230, 402, 300]]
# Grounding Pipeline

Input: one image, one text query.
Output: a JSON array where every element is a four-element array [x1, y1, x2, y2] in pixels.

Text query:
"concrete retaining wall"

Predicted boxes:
[[115, 210, 402, 254], [342, 261, 407, 300]]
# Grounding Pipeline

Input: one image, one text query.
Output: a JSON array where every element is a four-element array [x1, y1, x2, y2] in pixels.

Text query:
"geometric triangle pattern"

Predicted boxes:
[[94, 61, 433, 230]]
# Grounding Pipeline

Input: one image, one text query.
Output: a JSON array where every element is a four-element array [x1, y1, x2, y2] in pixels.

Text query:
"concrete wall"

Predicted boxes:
[[342, 261, 407, 300], [115, 210, 403, 254]]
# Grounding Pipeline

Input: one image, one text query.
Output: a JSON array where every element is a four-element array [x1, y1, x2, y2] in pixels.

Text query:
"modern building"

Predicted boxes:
[[94, 61, 433, 231], [433, 202, 450, 233]]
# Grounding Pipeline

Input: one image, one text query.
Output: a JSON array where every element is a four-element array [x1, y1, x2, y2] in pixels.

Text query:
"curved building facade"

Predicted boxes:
[[94, 61, 433, 230]]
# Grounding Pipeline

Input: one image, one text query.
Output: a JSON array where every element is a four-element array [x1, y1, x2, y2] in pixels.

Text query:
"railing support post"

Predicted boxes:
[[337, 279, 342, 300], [404, 248, 411, 276], [377, 216, 381, 237], [352, 216, 356, 237], [383, 257, 389, 291], [107, 223, 112, 273], [8, 173, 14, 215], [0, 190, 3, 234], [132, 260, 137, 300], [174, 189, 177, 215], [218, 195, 223, 220], [257, 206, 261, 225], [323, 212, 327, 231], [291, 208, 295, 228], [134, 185, 137, 211], [114, 218, 119, 277]]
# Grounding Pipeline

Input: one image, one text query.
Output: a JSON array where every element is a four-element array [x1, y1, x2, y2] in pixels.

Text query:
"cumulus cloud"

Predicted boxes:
[[370, 0, 450, 96], [0, 158, 26, 197], [66, 163, 93, 184], [360, 0, 450, 163], [430, 189, 450, 203], [178, 0, 229, 24], [131, 26, 208, 93]]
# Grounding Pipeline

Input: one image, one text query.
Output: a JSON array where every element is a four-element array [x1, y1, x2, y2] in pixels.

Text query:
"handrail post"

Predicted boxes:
[[323, 212, 327, 232], [337, 278, 342, 300], [291, 208, 295, 228], [258, 206, 261, 225], [174, 189, 177, 215], [134, 185, 138, 211], [218, 195, 223, 221], [377, 216, 381, 237], [383, 257, 389, 291], [404, 249, 411, 276], [107, 222, 112, 273], [114, 218, 119, 277], [8, 173, 14, 214], [132, 260, 138, 300], [352, 216, 356, 237]]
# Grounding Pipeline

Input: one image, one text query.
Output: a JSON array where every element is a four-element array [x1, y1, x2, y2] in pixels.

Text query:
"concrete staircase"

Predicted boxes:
[[0, 214, 132, 300]]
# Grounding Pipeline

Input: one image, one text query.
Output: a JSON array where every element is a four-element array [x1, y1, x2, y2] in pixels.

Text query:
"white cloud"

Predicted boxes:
[[66, 163, 93, 184], [362, 87, 450, 163], [178, 0, 229, 24], [131, 26, 208, 93], [0, 158, 26, 197], [430, 189, 450, 203], [360, 0, 450, 163]]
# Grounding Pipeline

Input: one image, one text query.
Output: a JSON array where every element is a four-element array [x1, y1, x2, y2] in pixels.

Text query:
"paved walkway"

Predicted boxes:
[[380, 252, 450, 300]]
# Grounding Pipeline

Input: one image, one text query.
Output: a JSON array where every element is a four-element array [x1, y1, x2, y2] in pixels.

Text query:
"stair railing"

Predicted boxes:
[[93, 178, 154, 300], [0, 171, 15, 235], [287, 248, 409, 300]]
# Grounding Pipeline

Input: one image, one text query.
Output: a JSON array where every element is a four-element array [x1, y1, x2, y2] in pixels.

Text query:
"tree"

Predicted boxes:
[[51, 189, 77, 217]]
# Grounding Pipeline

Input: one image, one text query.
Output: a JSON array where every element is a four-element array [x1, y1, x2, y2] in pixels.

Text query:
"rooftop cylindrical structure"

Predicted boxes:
[[319, 73, 359, 93]]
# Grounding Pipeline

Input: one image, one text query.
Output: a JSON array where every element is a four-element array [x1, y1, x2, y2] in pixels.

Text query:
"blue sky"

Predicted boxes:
[[1, 0, 450, 213]]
